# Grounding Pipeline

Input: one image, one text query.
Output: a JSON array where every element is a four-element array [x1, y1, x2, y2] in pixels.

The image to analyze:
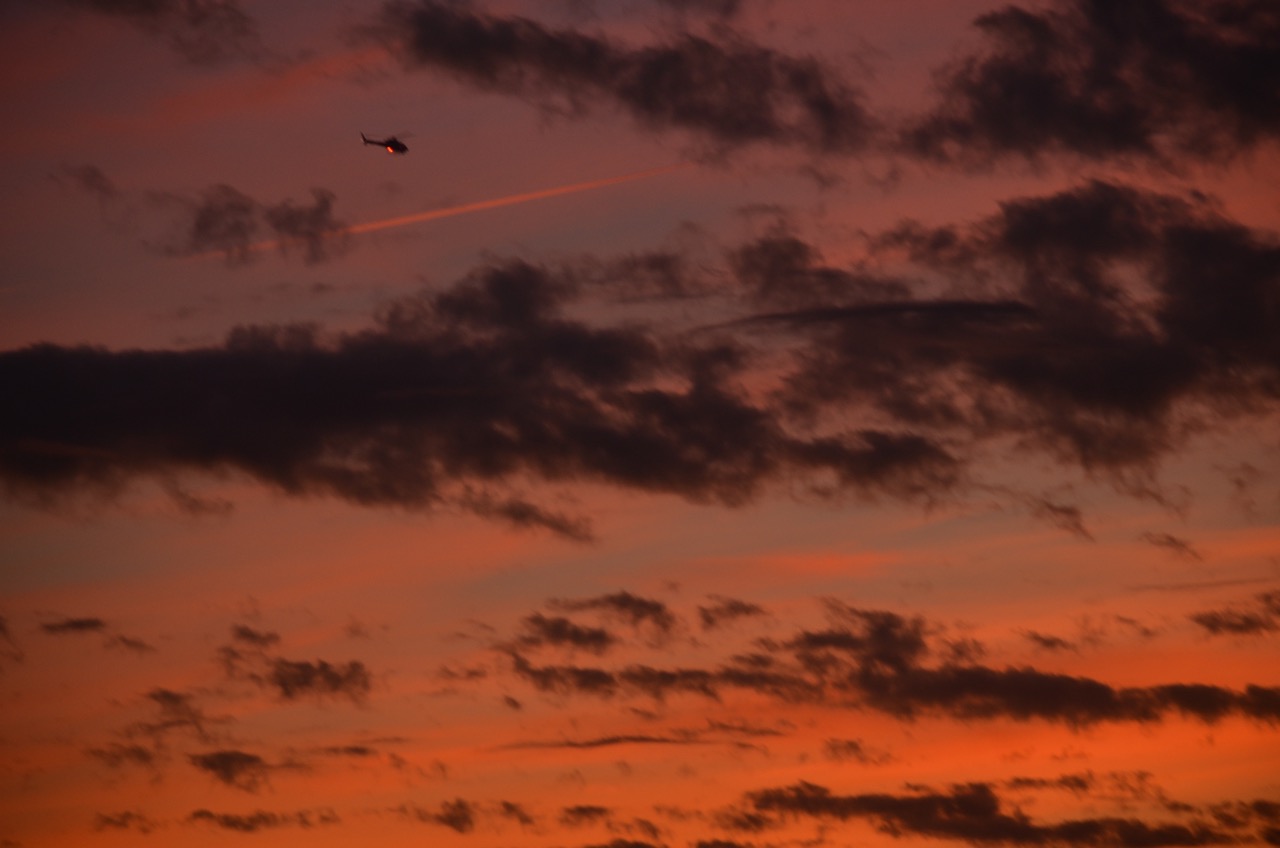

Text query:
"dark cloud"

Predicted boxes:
[[6, 180, 1278, 529], [551, 591, 678, 635], [1003, 772, 1095, 794], [745, 780, 1242, 846], [52, 0, 261, 64], [266, 658, 372, 701], [462, 491, 595, 541], [1142, 532, 1204, 562], [376, 0, 875, 154], [505, 595, 1280, 727], [0, 256, 961, 531], [788, 180, 1280, 478], [698, 597, 766, 630], [1190, 591, 1280, 636], [500, 800, 536, 827], [822, 738, 890, 765], [1022, 631, 1077, 653], [171, 183, 259, 262], [517, 613, 618, 654], [403, 799, 476, 833], [503, 734, 701, 751], [105, 634, 156, 653], [189, 750, 270, 791], [904, 0, 1280, 165], [562, 805, 613, 826], [163, 184, 347, 264], [87, 743, 156, 769], [654, 0, 742, 17], [93, 811, 155, 834], [261, 189, 350, 265], [188, 807, 339, 832], [315, 744, 378, 758], [0, 615, 19, 662], [1026, 496, 1093, 540], [129, 688, 219, 743], [40, 616, 107, 634], [56, 164, 119, 201], [231, 624, 281, 648]]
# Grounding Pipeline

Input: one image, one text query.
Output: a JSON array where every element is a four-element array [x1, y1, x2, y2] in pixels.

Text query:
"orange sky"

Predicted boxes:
[[1, 1, 1279, 847]]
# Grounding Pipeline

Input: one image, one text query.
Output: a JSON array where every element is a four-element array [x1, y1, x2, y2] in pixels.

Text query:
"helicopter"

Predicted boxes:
[[362, 133, 408, 154]]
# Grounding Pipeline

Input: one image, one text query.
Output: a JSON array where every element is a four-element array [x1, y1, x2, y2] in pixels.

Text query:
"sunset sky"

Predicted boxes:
[[1, 1, 1279, 846]]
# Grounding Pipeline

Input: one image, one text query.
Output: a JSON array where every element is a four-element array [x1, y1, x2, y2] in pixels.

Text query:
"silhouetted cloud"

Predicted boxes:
[[744, 780, 1245, 846], [189, 750, 270, 791], [266, 658, 372, 701], [262, 189, 350, 264], [502, 734, 701, 751], [105, 634, 155, 653], [188, 807, 339, 832], [40, 616, 107, 634], [518, 613, 618, 654], [503, 595, 1280, 727], [56, 164, 119, 201], [904, 0, 1280, 166], [0, 615, 20, 663], [1190, 591, 1280, 636], [822, 738, 890, 765], [87, 743, 156, 769], [402, 799, 476, 833], [551, 591, 678, 635], [162, 184, 348, 264], [654, 0, 742, 17], [787, 180, 1280, 478], [128, 688, 220, 743], [1003, 772, 1094, 794], [500, 800, 536, 827], [376, 0, 875, 154], [1026, 496, 1093, 540], [6, 179, 1277, 529], [0, 255, 963, 530], [562, 805, 613, 826], [231, 624, 281, 648], [51, 0, 261, 64], [1141, 532, 1204, 562], [93, 811, 155, 834], [699, 597, 766, 630], [1022, 631, 1076, 653], [314, 744, 378, 758]]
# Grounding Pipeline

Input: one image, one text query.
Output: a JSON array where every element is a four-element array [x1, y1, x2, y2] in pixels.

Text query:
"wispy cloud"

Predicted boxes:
[[498, 595, 1280, 727], [40, 616, 107, 634], [375, 1, 876, 155], [741, 780, 1250, 846], [1190, 590, 1280, 636], [189, 749, 273, 792], [49, 0, 263, 64], [188, 807, 339, 832]]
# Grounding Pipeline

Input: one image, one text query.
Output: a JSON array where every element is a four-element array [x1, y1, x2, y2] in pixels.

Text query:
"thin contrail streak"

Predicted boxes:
[[189, 163, 688, 261]]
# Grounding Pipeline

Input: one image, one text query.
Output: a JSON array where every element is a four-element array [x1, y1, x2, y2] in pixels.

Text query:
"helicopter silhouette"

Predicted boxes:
[[362, 133, 408, 154]]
